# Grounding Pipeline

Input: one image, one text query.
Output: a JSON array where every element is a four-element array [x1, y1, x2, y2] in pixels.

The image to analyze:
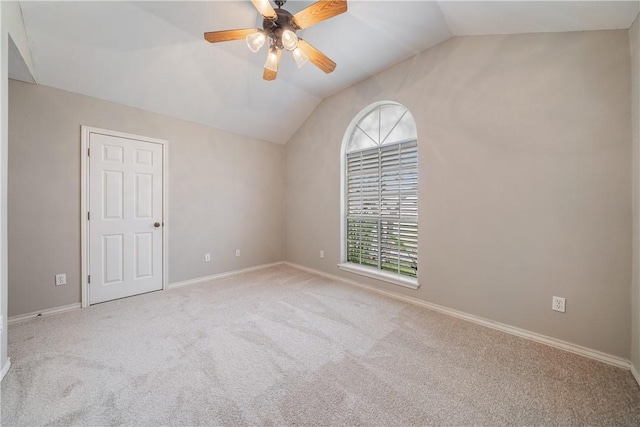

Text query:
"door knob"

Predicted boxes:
[[154, 222, 161, 228]]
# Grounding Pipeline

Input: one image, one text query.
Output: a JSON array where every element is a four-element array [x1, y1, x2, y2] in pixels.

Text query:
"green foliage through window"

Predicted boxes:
[[346, 138, 418, 279]]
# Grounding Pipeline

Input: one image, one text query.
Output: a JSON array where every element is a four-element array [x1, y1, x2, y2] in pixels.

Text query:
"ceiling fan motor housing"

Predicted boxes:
[[263, 8, 298, 49]]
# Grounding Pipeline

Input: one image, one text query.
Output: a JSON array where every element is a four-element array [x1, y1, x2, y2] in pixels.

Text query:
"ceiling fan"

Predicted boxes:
[[204, 0, 347, 81]]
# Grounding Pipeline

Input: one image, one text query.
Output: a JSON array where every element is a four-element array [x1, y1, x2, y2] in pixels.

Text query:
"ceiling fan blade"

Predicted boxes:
[[263, 49, 282, 81], [297, 39, 336, 74], [204, 28, 258, 43], [251, 0, 277, 20], [292, 0, 347, 30]]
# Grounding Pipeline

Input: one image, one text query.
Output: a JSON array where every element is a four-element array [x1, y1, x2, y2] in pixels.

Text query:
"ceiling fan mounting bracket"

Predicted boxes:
[[274, 0, 286, 8]]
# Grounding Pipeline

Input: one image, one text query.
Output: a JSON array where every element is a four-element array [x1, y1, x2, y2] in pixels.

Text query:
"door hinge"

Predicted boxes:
[[88, 275, 91, 284], [87, 148, 90, 157], [87, 211, 90, 220]]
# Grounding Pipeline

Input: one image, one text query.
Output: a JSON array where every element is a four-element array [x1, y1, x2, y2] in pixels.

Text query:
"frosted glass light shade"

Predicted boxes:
[[292, 47, 309, 68], [265, 47, 279, 71], [281, 29, 298, 51], [246, 31, 266, 53]]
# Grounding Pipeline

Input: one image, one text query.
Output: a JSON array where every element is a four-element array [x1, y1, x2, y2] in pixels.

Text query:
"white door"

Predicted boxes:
[[88, 132, 164, 304]]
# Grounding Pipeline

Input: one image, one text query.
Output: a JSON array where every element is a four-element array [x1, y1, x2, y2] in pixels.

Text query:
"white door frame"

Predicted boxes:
[[80, 126, 169, 308]]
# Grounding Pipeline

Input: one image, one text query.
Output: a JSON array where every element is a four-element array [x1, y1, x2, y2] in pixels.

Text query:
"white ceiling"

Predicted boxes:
[[15, 1, 640, 144]]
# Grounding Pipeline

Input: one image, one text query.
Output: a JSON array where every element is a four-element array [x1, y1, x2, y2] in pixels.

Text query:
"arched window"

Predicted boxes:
[[339, 102, 419, 289]]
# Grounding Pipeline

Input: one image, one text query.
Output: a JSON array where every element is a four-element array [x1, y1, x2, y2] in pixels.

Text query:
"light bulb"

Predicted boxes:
[[281, 29, 298, 51], [292, 47, 309, 68], [246, 31, 266, 53], [265, 47, 279, 71]]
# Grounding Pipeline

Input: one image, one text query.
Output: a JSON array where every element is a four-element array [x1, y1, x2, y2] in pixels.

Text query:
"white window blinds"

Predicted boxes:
[[346, 140, 418, 278]]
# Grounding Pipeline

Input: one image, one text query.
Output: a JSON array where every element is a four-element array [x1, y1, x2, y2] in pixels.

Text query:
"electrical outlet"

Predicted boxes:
[[55, 274, 66, 286], [204, 253, 211, 262], [235, 249, 240, 257], [552, 296, 566, 313], [320, 250, 324, 258]]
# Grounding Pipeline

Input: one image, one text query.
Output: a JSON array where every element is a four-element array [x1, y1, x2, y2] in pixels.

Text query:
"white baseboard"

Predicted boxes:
[[1, 357, 11, 381], [284, 262, 631, 370], [168, 262, 285, 290], [632, 363, 640, 386], [8, 303, 82, 325], [7, 263, 285, 323]]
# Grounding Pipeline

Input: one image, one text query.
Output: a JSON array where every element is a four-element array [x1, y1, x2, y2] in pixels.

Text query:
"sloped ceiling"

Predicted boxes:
[[16, 1, 640, 144]]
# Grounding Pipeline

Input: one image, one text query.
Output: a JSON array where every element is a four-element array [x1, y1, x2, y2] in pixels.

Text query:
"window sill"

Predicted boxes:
[[337, 263, 419, 290]]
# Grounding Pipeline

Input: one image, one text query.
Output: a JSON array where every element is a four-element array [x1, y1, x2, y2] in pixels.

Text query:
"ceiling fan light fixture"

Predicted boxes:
[[281, 29, 298, 51], [265, 46, 280, 71], [292, 47, 309, 68], [204, 0, 347, 80], [246, 31, 266, 53]]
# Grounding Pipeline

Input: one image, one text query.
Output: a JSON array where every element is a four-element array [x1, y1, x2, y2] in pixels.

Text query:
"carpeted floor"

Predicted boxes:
[[2, 264, 640, 426]]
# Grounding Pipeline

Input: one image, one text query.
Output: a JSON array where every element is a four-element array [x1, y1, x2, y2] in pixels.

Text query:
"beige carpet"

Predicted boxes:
[[2, 265, 639, 426]]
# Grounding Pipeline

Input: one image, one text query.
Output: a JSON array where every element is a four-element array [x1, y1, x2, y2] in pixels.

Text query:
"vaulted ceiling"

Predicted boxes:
[[14, 1, 640, 144]]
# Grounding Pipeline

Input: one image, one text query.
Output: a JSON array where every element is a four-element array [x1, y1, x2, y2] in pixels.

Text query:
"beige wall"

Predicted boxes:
[[8, 80, 285, 317], [285, 31, 632, 358], [6, 29, 635, 362], [631, 14, 640, 373]]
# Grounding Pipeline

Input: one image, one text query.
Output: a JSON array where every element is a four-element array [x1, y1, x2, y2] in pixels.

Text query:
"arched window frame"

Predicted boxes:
[[338, 101, 419, 289]]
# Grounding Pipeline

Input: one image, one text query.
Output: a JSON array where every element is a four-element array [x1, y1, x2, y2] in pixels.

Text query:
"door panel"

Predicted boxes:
[[134, 173, 153, 219], [103, 171, 124, 219], [134, 232, 153, 279], [89, 132, 163, 304], [135, 149, 153, 165], [103, 234, 124, 284]]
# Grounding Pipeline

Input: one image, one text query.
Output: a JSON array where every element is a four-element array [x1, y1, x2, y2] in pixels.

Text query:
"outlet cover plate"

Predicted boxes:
[[552, 296, 566, 313], [55, 274, 66, 286]]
